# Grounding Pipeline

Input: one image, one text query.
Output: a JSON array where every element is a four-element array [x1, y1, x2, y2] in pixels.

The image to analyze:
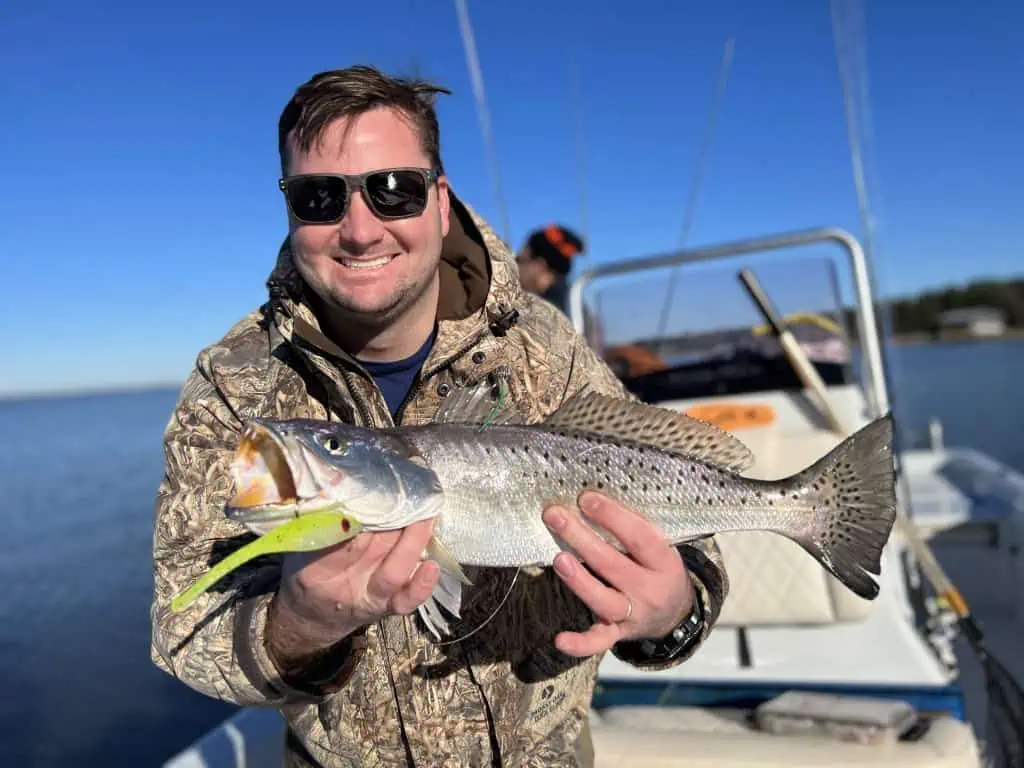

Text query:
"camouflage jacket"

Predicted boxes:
[[150, 192, 729, 768]]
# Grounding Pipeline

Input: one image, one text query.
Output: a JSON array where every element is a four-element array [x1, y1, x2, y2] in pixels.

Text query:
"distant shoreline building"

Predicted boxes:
[[932, 307, 1006, 338]]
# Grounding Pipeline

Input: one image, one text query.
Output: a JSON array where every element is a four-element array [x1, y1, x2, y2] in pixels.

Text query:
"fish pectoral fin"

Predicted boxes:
[[418, 597, 451, 641], [426, 536, 472, 586], [416, 569, 463, 641], [431, 565, 464, 618], [416, 536, 470, 641], [543, 390, 756, 472]]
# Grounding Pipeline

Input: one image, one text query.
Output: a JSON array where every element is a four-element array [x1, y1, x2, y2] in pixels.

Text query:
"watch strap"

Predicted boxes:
[[613, 586, 706, 665]]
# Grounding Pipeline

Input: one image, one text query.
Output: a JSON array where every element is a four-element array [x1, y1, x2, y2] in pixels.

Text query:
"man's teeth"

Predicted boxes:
[[341, 255, 393, 269]]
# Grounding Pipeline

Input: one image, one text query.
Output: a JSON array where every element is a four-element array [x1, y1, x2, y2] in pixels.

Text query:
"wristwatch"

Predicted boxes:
[[614, 586, 706, 665]]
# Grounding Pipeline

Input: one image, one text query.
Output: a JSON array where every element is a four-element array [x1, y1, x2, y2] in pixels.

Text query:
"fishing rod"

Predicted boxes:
[[652, 37, 736, 356], [453, 0, 511, 244]]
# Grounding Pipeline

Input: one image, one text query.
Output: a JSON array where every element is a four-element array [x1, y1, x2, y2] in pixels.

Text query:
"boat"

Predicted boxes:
[[568, 226, 1023, 766], [163, 226, 1023, 768]]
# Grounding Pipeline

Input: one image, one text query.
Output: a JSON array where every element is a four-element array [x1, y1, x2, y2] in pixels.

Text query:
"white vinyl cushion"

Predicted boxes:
[[591, 707, 982, 767]]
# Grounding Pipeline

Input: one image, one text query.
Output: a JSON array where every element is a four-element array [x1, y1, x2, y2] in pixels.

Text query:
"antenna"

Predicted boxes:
[[830, 0, 879, 282], [453, 0, 511, 243], [651, 37, 736, 353], [569, 50, 591, 264]]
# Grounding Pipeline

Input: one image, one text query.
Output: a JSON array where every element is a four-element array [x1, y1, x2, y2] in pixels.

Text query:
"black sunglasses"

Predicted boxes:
[[278, 167, 440, 224]]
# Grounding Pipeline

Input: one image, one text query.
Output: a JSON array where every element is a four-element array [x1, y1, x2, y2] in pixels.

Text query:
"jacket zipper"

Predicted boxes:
[[393, 327, 491, 425]]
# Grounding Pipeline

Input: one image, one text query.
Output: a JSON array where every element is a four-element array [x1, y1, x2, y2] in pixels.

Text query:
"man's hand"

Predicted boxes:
[[266, 518, 440, 667], [543, 491, 694, 658]]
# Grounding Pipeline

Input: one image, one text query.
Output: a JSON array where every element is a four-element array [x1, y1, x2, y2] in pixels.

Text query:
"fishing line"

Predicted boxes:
[[430, 567, 522, 647], [423, 377, 521, 646], [454, 0, 511, 243], [652, 37, 736, 357], [431, 380, 603, 646], [477, 381, 506, 432]]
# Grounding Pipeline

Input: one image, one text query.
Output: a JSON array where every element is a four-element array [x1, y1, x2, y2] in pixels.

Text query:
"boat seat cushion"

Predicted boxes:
[[591, 706, 982, 767]]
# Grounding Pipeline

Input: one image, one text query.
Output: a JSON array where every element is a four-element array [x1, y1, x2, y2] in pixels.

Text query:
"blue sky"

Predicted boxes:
[[1, 0, 1020, 395]]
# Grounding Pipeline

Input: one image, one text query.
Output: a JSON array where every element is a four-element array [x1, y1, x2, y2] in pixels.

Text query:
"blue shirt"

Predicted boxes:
[[360, 329, 437, 420]]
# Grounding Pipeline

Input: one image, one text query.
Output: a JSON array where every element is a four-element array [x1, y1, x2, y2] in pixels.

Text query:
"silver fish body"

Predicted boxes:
[[225, 389, 897, 639], [402, 423, 796, 566]]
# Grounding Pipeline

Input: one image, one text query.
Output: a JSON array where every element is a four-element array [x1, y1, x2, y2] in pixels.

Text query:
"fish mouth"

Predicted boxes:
[[225, 419, 304, 528]]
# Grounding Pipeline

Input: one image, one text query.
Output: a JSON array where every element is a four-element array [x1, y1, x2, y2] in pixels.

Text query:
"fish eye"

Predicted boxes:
[[321, 435, 345, 454]]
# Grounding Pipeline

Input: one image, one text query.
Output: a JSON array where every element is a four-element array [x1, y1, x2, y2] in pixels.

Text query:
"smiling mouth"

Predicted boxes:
[[338, 254, 396, 270], [226, 421, 299, 523]]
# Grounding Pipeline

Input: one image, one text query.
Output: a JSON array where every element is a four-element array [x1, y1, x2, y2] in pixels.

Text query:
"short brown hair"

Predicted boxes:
[[278, 65, 451, 175]]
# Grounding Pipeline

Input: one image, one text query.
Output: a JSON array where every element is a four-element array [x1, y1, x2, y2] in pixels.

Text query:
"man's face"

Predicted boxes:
[[283, 107, 450, 327], [516, 251, 553, 294]]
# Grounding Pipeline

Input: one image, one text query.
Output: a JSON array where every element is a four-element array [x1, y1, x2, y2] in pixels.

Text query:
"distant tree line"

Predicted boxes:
[[839, 276, 1024, 339]]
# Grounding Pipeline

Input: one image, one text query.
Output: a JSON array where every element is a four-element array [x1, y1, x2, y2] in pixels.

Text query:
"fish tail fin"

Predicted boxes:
[[782, 414, 898, 601], [417, 536, 473, 641]]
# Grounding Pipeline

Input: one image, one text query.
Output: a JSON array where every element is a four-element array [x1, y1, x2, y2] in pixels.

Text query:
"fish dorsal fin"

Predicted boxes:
[[431, 369, 526, 427], [542, 390, 755, 472]]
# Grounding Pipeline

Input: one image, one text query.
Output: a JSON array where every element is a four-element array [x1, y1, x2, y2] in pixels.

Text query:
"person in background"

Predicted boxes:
[[516, 224, 585, 315]]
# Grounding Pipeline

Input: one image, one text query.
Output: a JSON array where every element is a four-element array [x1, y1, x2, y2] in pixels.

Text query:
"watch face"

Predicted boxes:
[[669, 590, 705, 651]]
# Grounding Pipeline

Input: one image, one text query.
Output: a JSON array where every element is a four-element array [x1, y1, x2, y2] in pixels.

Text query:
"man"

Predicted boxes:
[[151, 65, 728, 768], [516, 224, 584, 316]]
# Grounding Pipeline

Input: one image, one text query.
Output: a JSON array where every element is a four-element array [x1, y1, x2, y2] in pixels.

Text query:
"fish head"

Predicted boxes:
[[225, 418, 444, 535]]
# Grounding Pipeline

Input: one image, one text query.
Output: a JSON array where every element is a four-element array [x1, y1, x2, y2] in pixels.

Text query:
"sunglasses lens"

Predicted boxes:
[[365, 170, 429, 218], [285, 176, 349, 223]]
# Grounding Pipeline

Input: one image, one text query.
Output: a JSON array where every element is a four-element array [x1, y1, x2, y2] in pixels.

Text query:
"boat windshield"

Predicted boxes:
[[582, 252, 858, 404]]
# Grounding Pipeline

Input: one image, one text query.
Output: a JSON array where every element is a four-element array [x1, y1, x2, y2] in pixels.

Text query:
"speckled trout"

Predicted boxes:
[[171, 383, 897, 641]]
